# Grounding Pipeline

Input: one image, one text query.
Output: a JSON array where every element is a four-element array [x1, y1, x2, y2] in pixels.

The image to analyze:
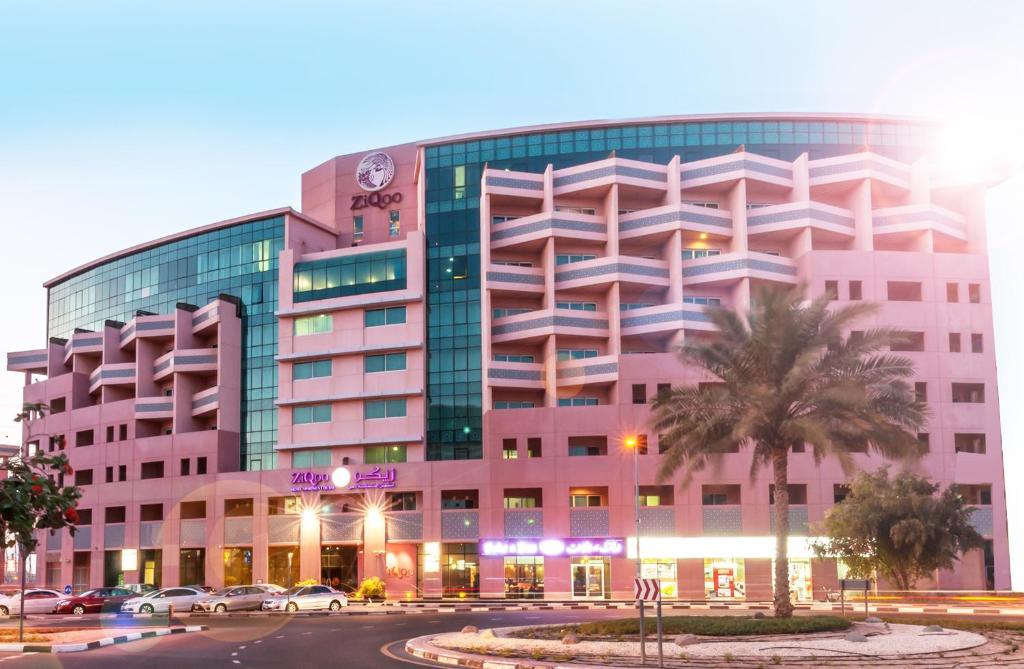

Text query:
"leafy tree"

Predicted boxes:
[[650, 286, 926, 617], [813, 468, 984, 590], [2, 403, 82, 640]]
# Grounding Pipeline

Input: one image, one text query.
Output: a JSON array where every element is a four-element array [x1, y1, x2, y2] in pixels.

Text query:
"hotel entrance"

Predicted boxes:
[[321, 545, 358, 592], [570, 557, 610, 599]]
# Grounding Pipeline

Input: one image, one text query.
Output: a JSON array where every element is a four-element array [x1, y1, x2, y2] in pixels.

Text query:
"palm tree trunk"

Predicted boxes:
[[772, 450, 794, 618]]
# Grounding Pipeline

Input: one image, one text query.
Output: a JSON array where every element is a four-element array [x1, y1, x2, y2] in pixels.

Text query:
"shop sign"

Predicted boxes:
[[480, 538, 625, 558], [386, 565, 414, 580], [355, 152, 396, 191], [288, 466, 398, 492]]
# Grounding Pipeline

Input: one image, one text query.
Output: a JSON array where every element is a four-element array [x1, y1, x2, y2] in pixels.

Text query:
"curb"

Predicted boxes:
[[405, 634, 594, 669], [0, 625, 207, 654]]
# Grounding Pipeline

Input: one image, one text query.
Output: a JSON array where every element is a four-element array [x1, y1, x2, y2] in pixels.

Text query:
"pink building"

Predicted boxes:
[[6, 114, 1009, 600]]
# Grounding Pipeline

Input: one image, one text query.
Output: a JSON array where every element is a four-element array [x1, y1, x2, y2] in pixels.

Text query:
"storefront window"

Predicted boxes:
[[503, 557, 543, 598], [321, 545, 358, 592], [441, 543, 479, 597], [772, 558, 813, 602], [179, 549, 205, 587], [571, 557, 610, 599], [223, 547, 253, 587], [103, 550, 124, 587], [640, 558, 677, 599], [703, 558, 746, 600], [141, 549, 162, 588], [268, 547, 300, 588]]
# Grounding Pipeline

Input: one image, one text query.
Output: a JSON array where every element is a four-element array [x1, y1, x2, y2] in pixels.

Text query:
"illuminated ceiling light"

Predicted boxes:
[[699, 232, 708, 240]]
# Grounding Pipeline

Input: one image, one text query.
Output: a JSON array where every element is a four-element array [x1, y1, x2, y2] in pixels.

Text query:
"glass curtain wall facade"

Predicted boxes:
[[422, 120, 929, 461], [45, 216, 284, 470]]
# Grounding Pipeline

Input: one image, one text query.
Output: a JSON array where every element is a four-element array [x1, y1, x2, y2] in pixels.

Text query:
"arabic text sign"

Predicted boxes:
[[349, 466, 397, 490], [479, 538, 626, 558]]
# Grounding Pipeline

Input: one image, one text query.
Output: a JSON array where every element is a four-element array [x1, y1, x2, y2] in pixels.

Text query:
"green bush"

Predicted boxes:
[[514, 615, 851, 639], [355, 576, 386, 600]]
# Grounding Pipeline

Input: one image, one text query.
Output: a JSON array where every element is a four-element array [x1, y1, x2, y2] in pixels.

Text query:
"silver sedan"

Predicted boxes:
[[193, 585, 282, 612], [261, 585, 347, 612]]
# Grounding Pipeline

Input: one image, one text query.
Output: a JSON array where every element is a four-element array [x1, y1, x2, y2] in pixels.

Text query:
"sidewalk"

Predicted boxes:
[[0, 625, 207, 654]]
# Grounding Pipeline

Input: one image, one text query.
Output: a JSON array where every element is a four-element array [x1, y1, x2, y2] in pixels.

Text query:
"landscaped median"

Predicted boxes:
[[404, 615, 1013, 668], [0, 625, 206, 654]]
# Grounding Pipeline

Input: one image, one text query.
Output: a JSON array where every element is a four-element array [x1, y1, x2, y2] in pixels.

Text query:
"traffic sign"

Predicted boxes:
[[633, 577, 660, 602], [63, 584, 72, 595]]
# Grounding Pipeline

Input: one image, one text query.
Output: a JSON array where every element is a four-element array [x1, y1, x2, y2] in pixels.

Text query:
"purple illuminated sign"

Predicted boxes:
[[289, 466, 398, 493], [290, 471, 335, 492], [479, 538, 626, 558]]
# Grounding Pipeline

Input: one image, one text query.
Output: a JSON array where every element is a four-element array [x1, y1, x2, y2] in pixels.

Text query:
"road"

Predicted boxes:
[[0, 609, 629, 668]]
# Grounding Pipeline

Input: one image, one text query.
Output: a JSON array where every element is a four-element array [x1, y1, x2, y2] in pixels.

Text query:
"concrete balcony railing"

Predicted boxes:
[[88, 362, 137, 394], [619, 202, 734, 241], [191, 301, 224, 333], [554, 255, 671, 291], [104, 523, 125, 549], [191, 386, 220, 416], [504, 509, 543, 538], [487, 360, 545, 390], [619, 302, 717, 337], [6, 348, 48, 374], [321, 513, 363, 542], [681, 151, 794, 190], [807, 151, 911, 190], [139, 521, 163, 548], [555, 354, 618, 387], [180, 519, 207, 547], [441, 509, 479, 540], [553, 157, 669, 196], [387, 511, 424, 541], [746, 201, 856, 238], [638, 507, 676, 536], [769, 505, 809, 535], [491, 308, 609, 344], [873, 204, 968, 241], [135, 396, 173, 421], [268, 515, 300, 544], [969, 506, 994, 536], [682, 250, 798, 287], [63, 331, 103, 364], [702, 505, 743, 535], [154, 347, 218, 381], [485, 264, 546, 295], [224, 517, 253, 546], [490, 210, 606, 249], [119, 315, 175, 346], [570, 508, 610, 537], [483, 168, 545, 199]]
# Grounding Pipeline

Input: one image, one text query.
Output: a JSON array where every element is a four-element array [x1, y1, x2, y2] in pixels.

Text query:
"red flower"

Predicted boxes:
[[64, 508, 78, 524], [31, 485, 42, 494]]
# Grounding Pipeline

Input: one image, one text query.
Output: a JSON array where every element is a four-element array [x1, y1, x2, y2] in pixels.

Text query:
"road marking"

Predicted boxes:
[[428, 620, 441, 623], [239, 645, 247, 649], [232, 661, 240, 665], [302, 631, 312, 635], [274, 635, 285, 639], [254, 640, 262, 644]]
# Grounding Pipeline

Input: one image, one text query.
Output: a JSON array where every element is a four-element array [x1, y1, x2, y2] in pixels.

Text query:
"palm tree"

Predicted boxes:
[[650, 286, 927, 617]]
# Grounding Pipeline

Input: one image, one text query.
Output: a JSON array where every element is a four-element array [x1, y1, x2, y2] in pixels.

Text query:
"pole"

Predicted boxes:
[[656, 593, 664, 668], [18, 549, 26, 643], [840, 586, 845, 617], [633, 443, 645, 666]]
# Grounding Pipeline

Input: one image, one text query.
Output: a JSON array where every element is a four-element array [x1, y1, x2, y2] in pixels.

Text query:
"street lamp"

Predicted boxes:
[[625, 435, 646, 665]]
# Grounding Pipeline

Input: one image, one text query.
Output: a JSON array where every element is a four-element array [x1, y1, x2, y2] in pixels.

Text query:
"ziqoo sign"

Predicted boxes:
[[479, 538, 626, 558], [289, 466, 398, 493]]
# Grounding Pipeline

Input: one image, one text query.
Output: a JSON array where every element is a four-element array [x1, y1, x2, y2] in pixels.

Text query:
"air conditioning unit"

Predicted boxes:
[[342, 456, 350, 465]]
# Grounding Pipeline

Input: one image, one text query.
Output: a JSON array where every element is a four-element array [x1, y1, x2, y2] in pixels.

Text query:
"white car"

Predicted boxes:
[[0, 588, 62, 615], [261, 585, 347, 612], [120, 586, 207, 614], [192, 585, 283, 612]]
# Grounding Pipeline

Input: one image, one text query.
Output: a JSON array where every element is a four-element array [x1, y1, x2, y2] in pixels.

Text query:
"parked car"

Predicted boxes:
[[120, 586, 208, 614], [52, 587, 134, 614], [183, 585, 216, 593], [0, 589, 62, 615], [192, 585, 282, 613], [121, 583, 158, 595], [261, 585, 347, 612]]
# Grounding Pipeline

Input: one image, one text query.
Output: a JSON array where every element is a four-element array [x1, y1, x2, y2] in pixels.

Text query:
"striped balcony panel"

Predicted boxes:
[[139, 521, 163, 548], [441, 510, 479, 540], [570, 509, 610, 537], [224, 517, 253, 545], [702, 506, 742, 535], [491, 313, 609, 341], [746, 205, 855, 235], [681, 155, 793, 188], [485, 175, 545, 192], [268, 515, 300, 544], [808, 154, 910, 188], [769, 506, 809, 535], [321, 514, 363, 542], [554, 163, 668, 192], [873, 206, 968, 240], [179, 519, 207, 547], [555, 260, 670, 285], [490, 217, 605, 243], [504, 510, 544, 538], [683, 255, 798, 285], [6, 349, 48, 372], [555, 360, 618, 381], [619, 305, 715, 335], [619, 206, 733, 238], [387, 512, 423, 541], [639, 507, 676, 536]]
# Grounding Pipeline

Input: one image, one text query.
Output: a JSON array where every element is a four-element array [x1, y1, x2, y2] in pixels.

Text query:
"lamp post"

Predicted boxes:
[[625, 435, 645, 665]]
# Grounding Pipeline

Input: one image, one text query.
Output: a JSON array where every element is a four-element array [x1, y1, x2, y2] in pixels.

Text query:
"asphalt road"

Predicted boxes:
[[0, 609, 629, 668]]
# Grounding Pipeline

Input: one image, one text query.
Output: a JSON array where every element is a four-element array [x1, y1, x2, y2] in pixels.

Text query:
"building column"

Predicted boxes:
[[850, 179, 874, 251]]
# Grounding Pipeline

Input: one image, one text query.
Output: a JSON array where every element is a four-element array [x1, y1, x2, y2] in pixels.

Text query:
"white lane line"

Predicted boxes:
[[232, 661, 240, 665], [274, 635, 285, 639], [302, 631, 312, 635], [231, 652, 238, 656], [239, 645, 247, 649], [254, 639, 262, 644]]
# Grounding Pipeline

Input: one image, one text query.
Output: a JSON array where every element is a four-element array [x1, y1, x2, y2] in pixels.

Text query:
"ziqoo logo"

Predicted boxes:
[[355, 151, 396, 192]]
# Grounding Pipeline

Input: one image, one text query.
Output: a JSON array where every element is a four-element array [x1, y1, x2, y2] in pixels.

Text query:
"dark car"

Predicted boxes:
[[52, 587, 134, 614]]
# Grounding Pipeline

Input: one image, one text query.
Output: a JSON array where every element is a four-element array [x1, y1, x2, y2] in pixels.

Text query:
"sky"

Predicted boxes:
[[1, 0, 1023, 585]]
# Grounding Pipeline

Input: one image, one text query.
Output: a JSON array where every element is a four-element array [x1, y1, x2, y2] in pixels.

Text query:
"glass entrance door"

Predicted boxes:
[[571, 562, 605, 599]]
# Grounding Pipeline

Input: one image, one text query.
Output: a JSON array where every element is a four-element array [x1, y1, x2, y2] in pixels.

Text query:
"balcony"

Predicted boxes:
[[191, 386, 220, 417], [553, 157, 668, 196], [619, 203, 733, 242], [680, 152, 793, 191], [179, 519, 207, 547], [154, 348, 218, 381], [504, 509, 543, 538], [873, 204, 968, 242], [120, 316, 175, 346], [321, 513, 363, 542], [63, 331, 102, 363], [88, 362, 137, 394], [486, 264, 545, 296], [570, 508, 610, 537], [487, 360, 545, 390], [746, 201, 856, 239], [441, 509, 479, 540], [490, 210, 606, 250], [491, 308, 609, 344], [702, 505, 742, 535], [619, 302, 716, 337], [387, 511, 423, 541], [135, 396, 173, 421], [7, 348, 48, 374], [139, 521, 163, 548], [268, 515, 300, 544], [769, 506, 809, 535], [639, 507, 676, 536], [683, 251, 798, 287], [224, 517, 253, 545], [192, 301, 225, 334], [483, 168, 545, 200], [554, 255, 670, 291], [808, 152, 911, 191], [555, 354, 618, 387]]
